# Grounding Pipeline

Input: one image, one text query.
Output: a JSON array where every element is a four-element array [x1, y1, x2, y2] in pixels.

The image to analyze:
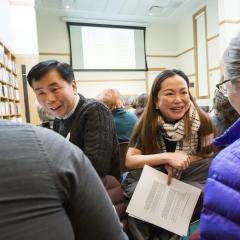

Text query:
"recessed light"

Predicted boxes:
[[65, 5, 70, 9], [149, 5, 163, 16]]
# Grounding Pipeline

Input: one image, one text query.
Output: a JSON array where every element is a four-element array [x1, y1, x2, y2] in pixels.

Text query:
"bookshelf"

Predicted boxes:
[[0, 41, 21, 122]]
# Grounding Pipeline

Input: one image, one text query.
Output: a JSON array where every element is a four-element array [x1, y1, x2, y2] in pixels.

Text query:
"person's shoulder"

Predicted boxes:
[[0, 120, 48, 135], [208, 138, 240, 193], [0, 120, 24, 128], [31, 123, 72, 148], [226, 138, 240, 152], [0, 120, 77, 158], [213, 138, 240, 166], [84, 97, 110, 112], [34, 123, 86, 166], [126, 110, 138, 120]]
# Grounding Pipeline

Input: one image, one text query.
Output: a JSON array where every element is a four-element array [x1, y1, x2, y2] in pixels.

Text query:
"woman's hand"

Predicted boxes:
[[165, 151, 190, 171], [165, 165, 182, 185], [126, 148, 191, 170]]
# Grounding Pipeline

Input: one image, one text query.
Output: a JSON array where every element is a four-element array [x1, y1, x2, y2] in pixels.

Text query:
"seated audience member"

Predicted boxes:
[[200, 33, 240, 240], [27, 60, 120, 179], [98, 89, 138, 143], [0, 121, 127, 240], [36, 102, 55, 128], [132, 93, 148, 118], [211, 75, 239, 136], [122, 69, 216, 239]]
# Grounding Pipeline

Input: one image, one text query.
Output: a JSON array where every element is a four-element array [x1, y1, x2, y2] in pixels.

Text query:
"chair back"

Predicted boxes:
[[118, 141, 129, 173], [101, 175, 128, 232]]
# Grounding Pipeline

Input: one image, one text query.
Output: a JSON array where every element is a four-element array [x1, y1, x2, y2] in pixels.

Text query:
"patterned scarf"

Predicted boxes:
[[157, 104, 200, 154]]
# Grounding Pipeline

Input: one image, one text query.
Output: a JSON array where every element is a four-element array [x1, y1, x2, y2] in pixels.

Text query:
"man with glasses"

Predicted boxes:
[[200, 33, 240, 239]]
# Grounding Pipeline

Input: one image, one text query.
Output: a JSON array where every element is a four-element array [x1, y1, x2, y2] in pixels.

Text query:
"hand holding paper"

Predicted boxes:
[[127, 165, 201, 236]]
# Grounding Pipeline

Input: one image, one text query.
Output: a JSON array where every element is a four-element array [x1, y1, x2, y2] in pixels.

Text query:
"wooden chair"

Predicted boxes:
[[118, 141, 129, 173]]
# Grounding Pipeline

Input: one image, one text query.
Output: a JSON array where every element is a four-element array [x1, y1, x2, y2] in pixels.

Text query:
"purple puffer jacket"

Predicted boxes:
[[199, 118, 240, 240], [212, 118, 240, 147]]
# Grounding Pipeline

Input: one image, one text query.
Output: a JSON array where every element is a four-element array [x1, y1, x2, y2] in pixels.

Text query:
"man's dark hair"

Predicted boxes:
[[27, 60, 75, 87]]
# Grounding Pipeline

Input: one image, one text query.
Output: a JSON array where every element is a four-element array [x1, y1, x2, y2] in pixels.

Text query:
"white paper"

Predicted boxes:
[[126, 165, 201, 236]]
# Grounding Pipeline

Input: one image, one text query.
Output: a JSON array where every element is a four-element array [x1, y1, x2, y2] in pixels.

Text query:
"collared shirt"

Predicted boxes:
[[56, 94, 80, 120]]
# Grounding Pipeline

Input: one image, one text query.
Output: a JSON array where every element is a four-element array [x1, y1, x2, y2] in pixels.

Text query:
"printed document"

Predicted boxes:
[[126, 165, 201, 236]]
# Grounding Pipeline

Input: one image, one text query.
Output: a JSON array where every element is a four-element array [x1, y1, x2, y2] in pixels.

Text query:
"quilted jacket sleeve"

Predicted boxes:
[[82, 102, 120, 178], [213, 117, 240, 147]]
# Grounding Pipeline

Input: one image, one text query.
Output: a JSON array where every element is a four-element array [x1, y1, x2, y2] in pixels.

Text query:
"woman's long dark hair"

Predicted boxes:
[[130, 69, 216, 156]]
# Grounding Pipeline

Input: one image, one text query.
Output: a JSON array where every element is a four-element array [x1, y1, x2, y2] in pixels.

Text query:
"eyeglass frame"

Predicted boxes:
[[216, 79, 231, 90], [216, 79, 232, 96]]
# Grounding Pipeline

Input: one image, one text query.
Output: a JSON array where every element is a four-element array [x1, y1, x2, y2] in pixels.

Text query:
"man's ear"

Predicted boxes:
[[72, 80, 77, 94]]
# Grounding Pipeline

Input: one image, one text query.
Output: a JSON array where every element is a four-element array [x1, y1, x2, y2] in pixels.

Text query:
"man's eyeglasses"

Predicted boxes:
[[216, 79, 231, 96]]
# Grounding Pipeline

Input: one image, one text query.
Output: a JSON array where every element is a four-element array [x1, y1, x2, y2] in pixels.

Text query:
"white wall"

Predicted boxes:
[[37, 15, 69, 58], [0, 0, 38, 54], [175, 0, 220, 107], [0, 0, 40, 124], [36, 0, 221, 104], [146, 22, 177, 55], [0, 1, 13, 49], [10, 4, 39, 54], [218, 0, 240, 55]]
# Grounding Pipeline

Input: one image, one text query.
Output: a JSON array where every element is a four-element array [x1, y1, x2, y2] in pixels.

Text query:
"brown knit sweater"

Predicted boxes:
[[53, 94, 120, 179]]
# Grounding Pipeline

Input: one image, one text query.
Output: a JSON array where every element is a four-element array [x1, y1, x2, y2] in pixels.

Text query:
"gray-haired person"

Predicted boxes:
[[0, 121, 128, 240], [211, 75, 239, 136], [200, 33, 240, 239]]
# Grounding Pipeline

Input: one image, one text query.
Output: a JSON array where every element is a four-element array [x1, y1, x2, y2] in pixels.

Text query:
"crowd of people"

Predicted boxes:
[[1, 32, 240, 240]]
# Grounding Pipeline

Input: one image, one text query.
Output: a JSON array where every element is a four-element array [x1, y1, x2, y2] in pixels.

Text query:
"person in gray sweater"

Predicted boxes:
[[0, 121, 127, 240], [27, 60, 120, 179]]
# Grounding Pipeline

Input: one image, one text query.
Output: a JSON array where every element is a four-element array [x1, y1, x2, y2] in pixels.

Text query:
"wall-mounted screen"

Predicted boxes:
[[67, 23, 147, 71]]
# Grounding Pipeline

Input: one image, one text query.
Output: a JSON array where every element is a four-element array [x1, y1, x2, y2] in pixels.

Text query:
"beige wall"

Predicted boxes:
[[0, 0, 40, 124], [177, 0, 220, 107], [0, 1, 12, 48], [36, 14, 177, 97], [1, 0, 230, 123], [218, 0, 240, 55], [36, 0, 221, 107]]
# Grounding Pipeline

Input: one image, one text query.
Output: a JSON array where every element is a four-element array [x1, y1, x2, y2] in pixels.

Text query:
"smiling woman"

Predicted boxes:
[[122, 69, 216, 239], [156, 74, 190, 122]]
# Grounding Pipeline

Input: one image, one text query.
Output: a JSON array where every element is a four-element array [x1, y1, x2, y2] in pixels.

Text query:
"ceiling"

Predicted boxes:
[[35, 0, 203, 24]]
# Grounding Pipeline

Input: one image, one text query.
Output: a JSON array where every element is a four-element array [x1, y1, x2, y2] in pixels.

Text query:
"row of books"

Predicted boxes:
[[0, 101, 21, 116], [0, 45, 17, 74], [0, 67, 18, 87], [0, 83, 19, 100]]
